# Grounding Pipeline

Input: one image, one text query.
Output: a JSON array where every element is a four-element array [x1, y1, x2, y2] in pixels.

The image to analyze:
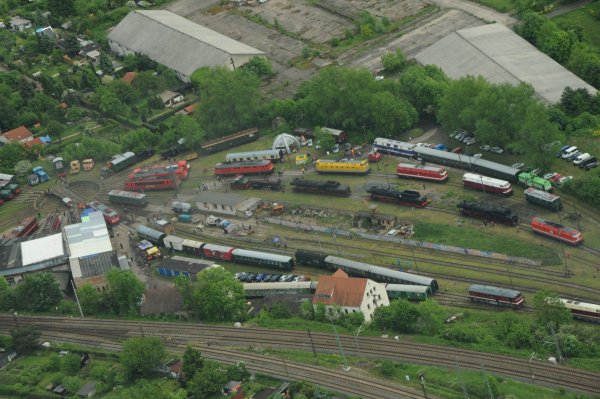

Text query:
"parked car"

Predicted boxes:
[[584, 160, 598, 170], [565, 151, 581, 161], [255, 273, 267, 282], [234, 272, 247, 280], [490, 146, 504, 154], [480, 145, 491, 151], [543, 172, 558, 180], [263, 274, 272, 282], [332, 144, 340, 153], [307, 139, 313, 147], [270, 274, 281, 282], [556, 144, 571, 158], [472, 153, 483, 159], [549, 173, 562, 183], [293, 275, 308, 282], [245, 273, 256, 282], [511, 162, 525, 170], [557, 176, 573, 186]]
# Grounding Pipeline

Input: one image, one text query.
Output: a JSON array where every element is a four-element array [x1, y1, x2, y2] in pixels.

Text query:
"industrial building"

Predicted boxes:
[[415, 23, 597, 104], [108, 10, 265, 82]]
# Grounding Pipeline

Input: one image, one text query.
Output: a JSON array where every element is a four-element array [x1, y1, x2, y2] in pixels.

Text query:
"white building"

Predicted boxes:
[[312, 269, 389, 323], [107, 10, 264, 82], [64, 211, 118, 289]]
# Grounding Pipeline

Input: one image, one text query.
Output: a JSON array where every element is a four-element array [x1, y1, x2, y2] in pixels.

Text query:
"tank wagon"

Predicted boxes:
[[290, 178, 351, 197], [458, 201, 519, 226]]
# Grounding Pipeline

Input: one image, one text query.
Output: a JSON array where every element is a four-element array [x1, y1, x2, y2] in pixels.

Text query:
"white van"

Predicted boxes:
[[561, 146, 578, 159], [573, 153, 591, 165], [62, 197, 73, 207]]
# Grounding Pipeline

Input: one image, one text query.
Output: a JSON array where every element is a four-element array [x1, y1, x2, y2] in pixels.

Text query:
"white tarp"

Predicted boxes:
[[21, 233, 64, 266]]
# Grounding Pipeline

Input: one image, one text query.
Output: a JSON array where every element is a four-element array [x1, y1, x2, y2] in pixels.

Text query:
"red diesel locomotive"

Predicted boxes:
[[530, 217, 583, 245], [396, 163, 448, 182], [215, 160, 274, 177]]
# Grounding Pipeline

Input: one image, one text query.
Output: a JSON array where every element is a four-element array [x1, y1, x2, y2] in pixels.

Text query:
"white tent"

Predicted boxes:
[[272, 133, 300, 153]]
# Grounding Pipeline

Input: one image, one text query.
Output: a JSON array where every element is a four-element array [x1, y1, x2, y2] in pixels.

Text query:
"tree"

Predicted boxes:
[[14, 160, 32, 177], [120, 337, 165, 380], [14, 272, 62, 312], [568, 45, 600, 88], [539, 27, 576, 63], [243, 56, 273, 78], [517, 12, 547, 45], [104, 270, 144, 316], [46, 120, 66, 142], [63, 33, 81, 56], [372, 299, 419, 333], [191, 268, 245, 321], [226, 361, 250, 382], [381, 49, 407, 73], [99, 53, 114, 76], [559, 87, 600, 116], [415, 299, 445, 335], [397, 65, 450, 116], [61, 376, 83, 394], [192, 67, 261, 137], [164, 115, 205, 150], [48, 0, 76, 17], [182, 345, 204, 384], [369, 91, 418, 135], [187, 364, 228, 399], [92, 87, 129, 118], [533, 290, 572, 330], [77, 284, 104, 315], [108, 80, 137, 105], [0, 276, 12, 311], [437, 76, 490, 133], [10, 325, 41, 354], [37, 34, 53, 54], [314, 127, 336, 152], [174, 275, 194, 311], [61, 353, 82, 375]]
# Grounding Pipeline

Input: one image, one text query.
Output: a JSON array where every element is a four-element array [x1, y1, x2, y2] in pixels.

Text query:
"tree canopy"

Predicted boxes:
[[533, 290, 572, 330], [120, 337, 165, 381], [104, 270, 145, 316], [14, 272, 62, 312], [180, 268, 246, 321], [191, 67, 261, 137]]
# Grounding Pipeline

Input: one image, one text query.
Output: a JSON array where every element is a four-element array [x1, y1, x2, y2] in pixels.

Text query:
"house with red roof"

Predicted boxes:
[[2, 126, 33, 144], [312, 269, 389, 322], [121, 71, 138, 84]]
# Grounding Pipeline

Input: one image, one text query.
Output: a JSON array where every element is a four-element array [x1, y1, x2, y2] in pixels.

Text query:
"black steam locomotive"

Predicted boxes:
[[366, 186, 428, 208], [290, 178, 351, 197]]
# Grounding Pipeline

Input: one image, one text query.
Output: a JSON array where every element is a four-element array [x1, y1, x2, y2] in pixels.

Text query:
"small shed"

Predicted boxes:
[[223, 381, 242, 395], [159, 90, 184, 107], [163, 235, 184, 251], [76, 382, 97, 398], [353, 206, 397, 229]]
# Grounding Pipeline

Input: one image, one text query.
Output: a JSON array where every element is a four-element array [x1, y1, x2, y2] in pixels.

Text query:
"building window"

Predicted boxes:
[[345, 309, 348, 314], [367, 304, 370, 309]]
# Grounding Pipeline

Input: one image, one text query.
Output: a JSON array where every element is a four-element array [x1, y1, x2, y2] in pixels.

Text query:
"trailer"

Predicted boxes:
[[53, 157, 66, 178], [83, 159, 95, 171]]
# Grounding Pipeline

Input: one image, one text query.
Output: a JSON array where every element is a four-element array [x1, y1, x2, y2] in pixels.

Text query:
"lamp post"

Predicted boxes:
[[329, 317, 350, 371], [383, 161, 390, 189], [528, 352, 536, 383]]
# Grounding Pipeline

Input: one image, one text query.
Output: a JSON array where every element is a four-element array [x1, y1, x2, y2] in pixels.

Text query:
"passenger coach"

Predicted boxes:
[[373, 138, 416, 157], [462, 173, 512, 196], [226, 149, 284, 163]]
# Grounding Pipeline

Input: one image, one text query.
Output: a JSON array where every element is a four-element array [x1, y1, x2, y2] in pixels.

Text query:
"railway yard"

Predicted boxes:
[[2, 129, 600, 397]]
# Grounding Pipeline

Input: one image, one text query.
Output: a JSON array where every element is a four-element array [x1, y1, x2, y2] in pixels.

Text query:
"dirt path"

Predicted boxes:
[[428, 0, 517, 26], [546, 0, 593, 18]]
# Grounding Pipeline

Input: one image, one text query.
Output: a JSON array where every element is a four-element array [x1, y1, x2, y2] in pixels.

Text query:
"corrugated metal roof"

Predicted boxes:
[[64, 212, 113, 258], [415, 23, 597, 104], [108, 10, 264, 77], [136, 225, 165, 240], [21, 233, 65, 266], [415, 146, 520, 176]]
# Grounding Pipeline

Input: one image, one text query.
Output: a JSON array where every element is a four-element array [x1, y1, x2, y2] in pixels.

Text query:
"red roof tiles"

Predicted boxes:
[[3, 126, 33, 142], [313, 268, 367, 307]]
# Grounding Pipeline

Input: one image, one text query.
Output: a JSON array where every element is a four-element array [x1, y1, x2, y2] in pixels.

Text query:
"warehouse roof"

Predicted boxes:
[[64, 211, 113, 258], [196, 191, 248, 207], [415, 23, 597, 104], [21, 233, 65, 266], [108, 10, 264, 77]]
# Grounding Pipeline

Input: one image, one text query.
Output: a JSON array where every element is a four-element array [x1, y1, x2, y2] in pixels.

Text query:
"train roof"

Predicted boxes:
[[108, 189, 146, 199], [316, 159, 367, 164], [374, 138, 416, 150], [201, 127, 258, 147], [88, 201, 118, 216], [202, 243, 234, 252], [232, 248, 293, 262], [531, 217, 578, 233], [136, 225, 166, 240], [560, 298, 600, 312], [386, 284, 431, 293], [226, 149, 282, 159], [415, 147, 520, 177], [164, 235, 185, 244], [469, 284, 522, 299], [215, 160, 272, 168], [397, 163, 446, 172], [524, 188, 560, 201], [324, 256, 436, 286], [181, 239, 203, 249], [243, 281, 314, 290], [111, 152, 136, 165], [463, 173, 510, 187]]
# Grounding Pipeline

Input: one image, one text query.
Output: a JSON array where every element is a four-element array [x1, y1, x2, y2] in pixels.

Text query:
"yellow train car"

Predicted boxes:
[[315, 159, 370, 174]]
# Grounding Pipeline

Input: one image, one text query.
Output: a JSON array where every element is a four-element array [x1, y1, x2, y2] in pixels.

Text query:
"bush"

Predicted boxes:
[[61, 353, 81, 375], [377, 359, 395, 377], [444, 324, 484, 343]]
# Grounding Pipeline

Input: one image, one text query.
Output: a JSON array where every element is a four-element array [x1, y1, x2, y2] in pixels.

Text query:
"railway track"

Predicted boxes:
[[2, 315, 599, 396], [3, 321, 427, 399]]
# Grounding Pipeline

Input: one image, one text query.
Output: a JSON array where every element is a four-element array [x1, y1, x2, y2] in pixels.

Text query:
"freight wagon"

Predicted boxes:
[[108, 190, 148, 207]]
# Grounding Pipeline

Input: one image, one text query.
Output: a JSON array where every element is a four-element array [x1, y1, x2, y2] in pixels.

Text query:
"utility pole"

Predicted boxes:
[[12, 311, 19, 328], [330, 318, 350, 371], [384, 162, 390, 188], [282, 358, 290, 381], [480, 364, 494, 399], [353, 324, 364, 356], [453, 357, 470, 399], [307, 329, 319, 365], [410, 244, 419, 274], [71, 279, 84, 318], [418, 373, 429, 399], [527, 352, 536, 383], [505, 262, 514, 290]]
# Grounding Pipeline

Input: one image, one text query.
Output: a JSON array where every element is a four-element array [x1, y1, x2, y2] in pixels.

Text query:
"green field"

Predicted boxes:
[[471, 0, 516, 13], [555, 1, 600, 49]]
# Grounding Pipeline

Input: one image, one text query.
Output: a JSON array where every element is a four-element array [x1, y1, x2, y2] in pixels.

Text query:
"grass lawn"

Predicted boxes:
[[555, 1, 600, 49], [471, 0, 516, 13]]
